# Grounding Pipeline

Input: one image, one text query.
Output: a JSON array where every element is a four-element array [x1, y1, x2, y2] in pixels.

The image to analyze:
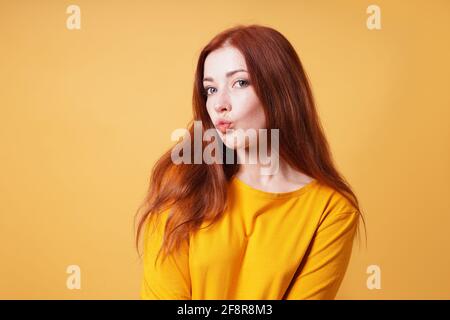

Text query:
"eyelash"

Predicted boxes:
[[203, 79, 250, 96]]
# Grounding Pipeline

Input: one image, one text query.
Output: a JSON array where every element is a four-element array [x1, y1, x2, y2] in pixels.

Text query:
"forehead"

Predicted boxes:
[[204, 46, 247, 76]]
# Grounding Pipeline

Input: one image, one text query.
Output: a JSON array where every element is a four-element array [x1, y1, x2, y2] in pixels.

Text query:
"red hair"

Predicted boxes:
[[135, 24, 367, 264]]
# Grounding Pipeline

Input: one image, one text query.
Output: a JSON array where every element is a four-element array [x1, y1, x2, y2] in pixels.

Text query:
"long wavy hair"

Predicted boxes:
[[134, 24, 367, 265]]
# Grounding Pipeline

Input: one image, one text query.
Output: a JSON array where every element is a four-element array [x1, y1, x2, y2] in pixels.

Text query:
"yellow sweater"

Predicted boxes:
[[140, 176, 360, 300]]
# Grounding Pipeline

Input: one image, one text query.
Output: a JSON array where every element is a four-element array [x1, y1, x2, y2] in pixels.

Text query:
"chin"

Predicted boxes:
[[216, 127, 252, 150], [222, 136, 248, 150]]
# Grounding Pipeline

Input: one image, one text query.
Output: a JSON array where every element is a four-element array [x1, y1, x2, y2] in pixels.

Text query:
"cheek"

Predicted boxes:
[[236, 94, 266, 129], [205, 100, 211, 114], [205, 101, 215, 121]]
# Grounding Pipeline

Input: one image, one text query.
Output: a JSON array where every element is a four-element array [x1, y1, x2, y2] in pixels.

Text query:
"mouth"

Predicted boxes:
[[215, 120, 234, 134]]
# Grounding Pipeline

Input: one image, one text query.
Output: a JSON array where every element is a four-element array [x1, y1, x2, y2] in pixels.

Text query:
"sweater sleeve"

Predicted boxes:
[[284, 210, 360, 300], [140, 210, 192, 300]]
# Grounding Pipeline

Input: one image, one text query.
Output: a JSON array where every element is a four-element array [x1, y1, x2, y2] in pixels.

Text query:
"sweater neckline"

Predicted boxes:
[[230, 175, 318, 199]]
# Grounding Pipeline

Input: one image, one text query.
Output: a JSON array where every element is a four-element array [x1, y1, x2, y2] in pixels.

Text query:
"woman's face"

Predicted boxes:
[[203, 45, 266, 150]]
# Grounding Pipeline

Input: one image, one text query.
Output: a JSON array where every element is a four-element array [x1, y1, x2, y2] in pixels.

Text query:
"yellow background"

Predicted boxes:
[[1, 0, 449, 299]]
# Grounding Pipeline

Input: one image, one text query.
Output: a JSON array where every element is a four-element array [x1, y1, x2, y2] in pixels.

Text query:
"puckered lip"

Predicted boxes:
[[215, 118, 233, 126], [215, 118, 234, 133]]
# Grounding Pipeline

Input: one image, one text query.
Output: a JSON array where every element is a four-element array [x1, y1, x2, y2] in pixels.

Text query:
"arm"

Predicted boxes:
[[140, 210, 191, 299], [284, 210, 360, 300]]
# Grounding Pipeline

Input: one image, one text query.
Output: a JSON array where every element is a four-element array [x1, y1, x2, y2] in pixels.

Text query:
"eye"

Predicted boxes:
[[234, 79, 250, 88], [203, 79, 250, 96], [203, 86, 216, 96]]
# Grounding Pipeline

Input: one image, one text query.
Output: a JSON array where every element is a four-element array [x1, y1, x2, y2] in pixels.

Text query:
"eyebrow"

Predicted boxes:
[[203, 69, 248, 82]]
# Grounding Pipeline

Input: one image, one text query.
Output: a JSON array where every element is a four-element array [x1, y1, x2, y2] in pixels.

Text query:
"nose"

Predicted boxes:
[[215, 103, 231, 114], [213, 89, 232, 113]]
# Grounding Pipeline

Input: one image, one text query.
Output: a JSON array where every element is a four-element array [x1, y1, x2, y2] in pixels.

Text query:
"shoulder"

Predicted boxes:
[[309, 180, 360, 224], [144, 208, 172, 239]]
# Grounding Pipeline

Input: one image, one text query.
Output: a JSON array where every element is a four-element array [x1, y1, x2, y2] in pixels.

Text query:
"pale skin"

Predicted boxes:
[[203, 45, 314, 193]]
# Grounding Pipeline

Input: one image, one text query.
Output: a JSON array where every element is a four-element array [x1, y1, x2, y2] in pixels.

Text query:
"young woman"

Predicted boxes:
[[135, 24, 366, 300]]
